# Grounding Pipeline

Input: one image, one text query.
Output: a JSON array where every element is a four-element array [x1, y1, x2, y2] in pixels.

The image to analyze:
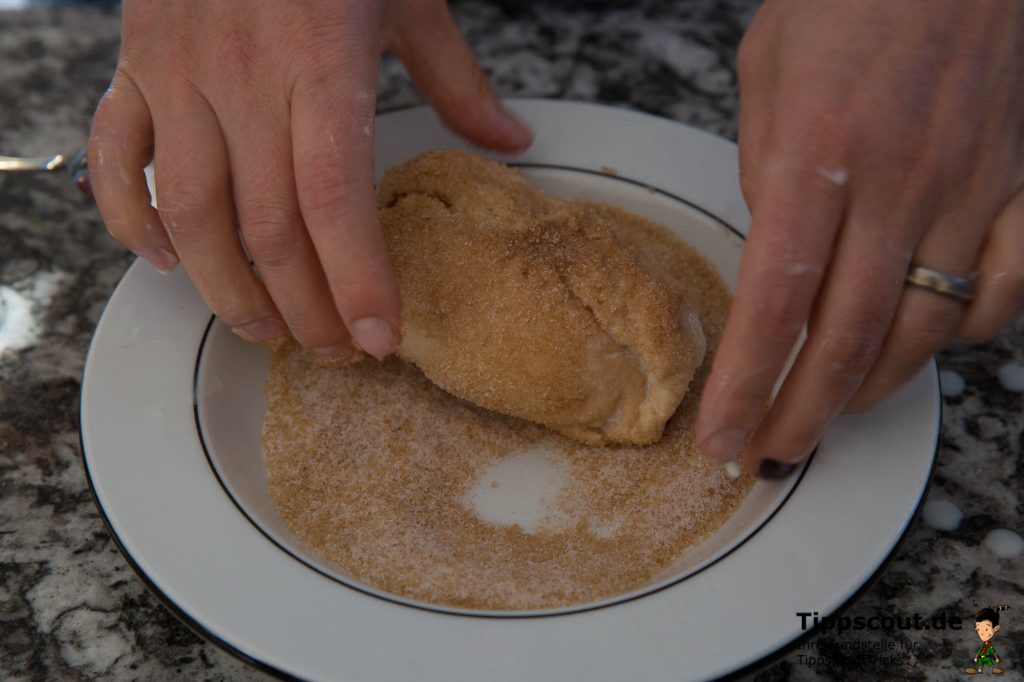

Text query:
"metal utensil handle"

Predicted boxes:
[[0, 153, 67, 172], [0, 147, 91, 199]]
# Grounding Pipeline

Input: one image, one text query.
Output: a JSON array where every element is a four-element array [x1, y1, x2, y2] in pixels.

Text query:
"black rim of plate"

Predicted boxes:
[[193, 163, 807, 618], [78, 161, 941, 681]]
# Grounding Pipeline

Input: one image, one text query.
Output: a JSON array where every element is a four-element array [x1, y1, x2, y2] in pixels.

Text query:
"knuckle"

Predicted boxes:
[[298, 169, 362, 221], [904, 325, 952, 358], [240, 203, 304, 270], [119, 23, 197, 86], [284, 11, 342, 48], [289, 55, 357, 109], [902, 306, 957, 356], [788, 422, 830, 453], [889, 143, 945, 192], [102, 219, 131, 245], [469, 63, 492, 98], [286, 316, 346, 343], [89, 88, 118, 136], [156, 179, 209, 236], [433, 69, 496, 133], [752, 285, 807, 337], [786, 110, 853, 162], [100, 219, 130, 245], [325, 266, 373, 301], [718, 383, 773, 428], [289, 67, 330, 105], [204, 286, 265, 327], [115, 42, 149, 78], [448, 64, 493, 108], [211, 305, 254, 328], [212, 29, 258, 89], [820, 326, 883, 377], [325, 259, 398, 315], [88, 79, 135, 169], [85, 133, 110, 183]]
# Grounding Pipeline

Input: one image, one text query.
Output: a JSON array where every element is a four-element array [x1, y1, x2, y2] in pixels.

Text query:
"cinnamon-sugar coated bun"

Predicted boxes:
[[378, 150, 709, 445]]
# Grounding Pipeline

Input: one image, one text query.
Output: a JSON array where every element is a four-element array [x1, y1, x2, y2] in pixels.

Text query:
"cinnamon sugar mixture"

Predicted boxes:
[[262, 201, 752, 610]]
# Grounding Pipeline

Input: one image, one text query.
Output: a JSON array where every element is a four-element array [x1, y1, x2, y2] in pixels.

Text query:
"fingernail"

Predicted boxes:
[[698, 427, 749, 464], [75, 173, 93, 200], [139, 247, 178, 274], [232, 317, 286, 344], [493, 106, 533, 150], [310, 344, 357, 365], [350, 317, 399, 359], [757, 459, 797, 480]]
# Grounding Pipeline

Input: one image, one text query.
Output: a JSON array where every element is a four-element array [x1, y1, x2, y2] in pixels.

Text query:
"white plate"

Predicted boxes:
[[80, 100, 939, 681]]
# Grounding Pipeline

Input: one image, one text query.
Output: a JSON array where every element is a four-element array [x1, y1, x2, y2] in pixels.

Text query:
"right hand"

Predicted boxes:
[[89, 0, 532, 361], [697, 0, 1024, 477]]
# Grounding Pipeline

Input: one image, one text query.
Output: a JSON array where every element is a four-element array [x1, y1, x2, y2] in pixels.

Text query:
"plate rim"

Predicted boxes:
[[77, 426, 938, 681], [190, 159, 810, 620], [79, 98, 941, 682]]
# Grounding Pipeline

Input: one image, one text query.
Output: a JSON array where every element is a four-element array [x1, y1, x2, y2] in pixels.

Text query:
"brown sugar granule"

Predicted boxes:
[[262, 199, 751, 611]]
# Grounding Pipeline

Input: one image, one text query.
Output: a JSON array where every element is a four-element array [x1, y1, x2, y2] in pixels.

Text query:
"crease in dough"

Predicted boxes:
[[377, 149, 708, 445]]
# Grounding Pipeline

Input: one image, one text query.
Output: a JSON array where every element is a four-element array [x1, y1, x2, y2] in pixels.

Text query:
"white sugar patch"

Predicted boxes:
[[997, 363, 1024, 392], [0, 286, 33, 353], [587, 516, 623, 539], [922, 499, 963, 531], [815, 165, 849, 186], [784, 263, 823, 278], [984, 528, 1024, 559], [939, 370, 965, 398], [0, 270, 67, 355], [465, 446, 570, 533]]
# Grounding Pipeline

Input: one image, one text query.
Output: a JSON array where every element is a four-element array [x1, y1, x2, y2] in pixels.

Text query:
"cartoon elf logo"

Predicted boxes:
[[966, 604, 1010, 675]]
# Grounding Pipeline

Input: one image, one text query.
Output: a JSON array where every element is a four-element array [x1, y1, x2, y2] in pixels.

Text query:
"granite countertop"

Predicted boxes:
[[1, 1, 1021, 680]]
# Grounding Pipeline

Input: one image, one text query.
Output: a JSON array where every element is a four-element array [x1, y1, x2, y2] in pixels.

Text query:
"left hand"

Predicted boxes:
[[697, 0, 1024, 476], [88, 0, 531, 364]]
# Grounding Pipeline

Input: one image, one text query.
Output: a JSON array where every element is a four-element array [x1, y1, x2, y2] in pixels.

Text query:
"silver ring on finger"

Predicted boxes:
[[905, 263, 977, 303]]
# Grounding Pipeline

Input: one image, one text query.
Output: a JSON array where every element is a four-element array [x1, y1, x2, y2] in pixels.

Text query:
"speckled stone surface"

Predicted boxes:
[[0, 2, 1020, 680]]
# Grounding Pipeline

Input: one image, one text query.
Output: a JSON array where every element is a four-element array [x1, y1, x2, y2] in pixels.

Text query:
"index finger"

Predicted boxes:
[[290, 43, 402, 359], [696, 160, 847, 464]]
